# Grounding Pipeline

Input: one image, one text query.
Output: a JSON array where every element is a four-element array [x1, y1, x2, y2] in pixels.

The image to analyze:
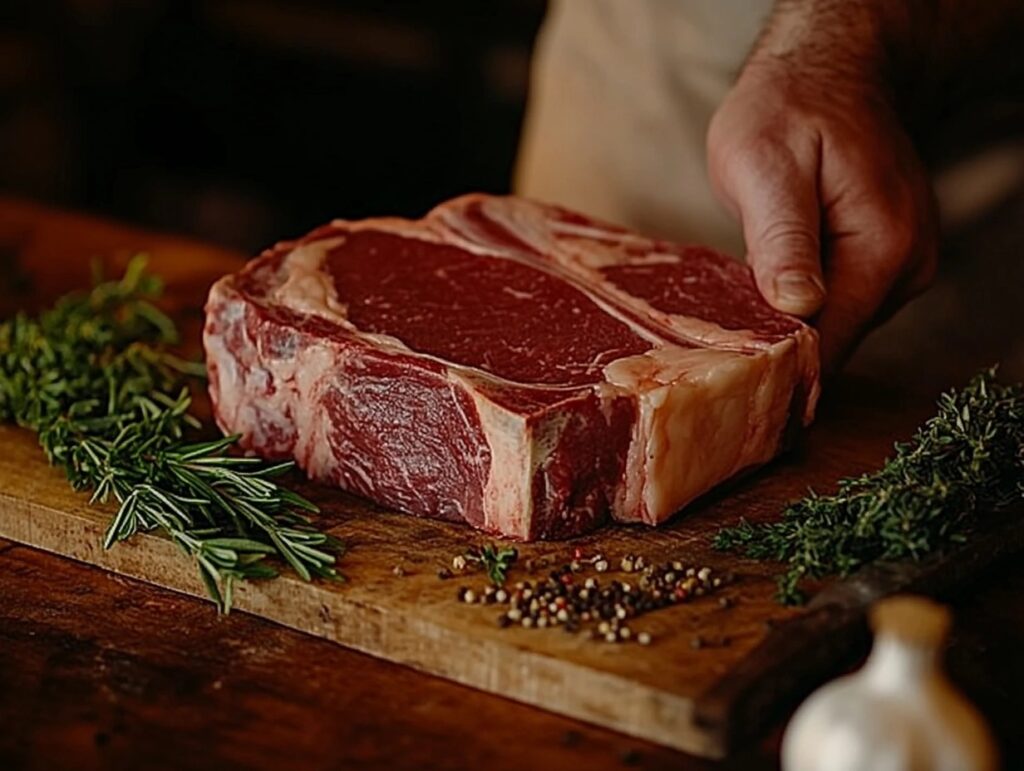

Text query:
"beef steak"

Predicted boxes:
[[203, 195, 819, 539]]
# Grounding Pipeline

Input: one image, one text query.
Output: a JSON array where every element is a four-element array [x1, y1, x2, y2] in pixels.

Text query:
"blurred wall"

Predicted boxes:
[[0, 0, 545, 252]]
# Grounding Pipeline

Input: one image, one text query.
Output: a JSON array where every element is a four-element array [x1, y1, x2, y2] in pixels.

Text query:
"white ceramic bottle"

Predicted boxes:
[[781, 595, 998, 771]]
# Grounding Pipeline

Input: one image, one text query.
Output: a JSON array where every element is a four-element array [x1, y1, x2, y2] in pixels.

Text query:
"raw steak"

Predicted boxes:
[[204, 195, 819, 539]]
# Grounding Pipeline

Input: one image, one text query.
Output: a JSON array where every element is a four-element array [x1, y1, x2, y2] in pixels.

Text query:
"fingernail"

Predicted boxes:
[[773, 271, 825, 313]]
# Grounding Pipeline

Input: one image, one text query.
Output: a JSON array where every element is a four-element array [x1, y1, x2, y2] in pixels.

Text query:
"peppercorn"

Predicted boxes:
[[452, 554, 467, 572], [457, 548, 730, 644], [392, 565, 406, 577], [437, 568, 453, 580]]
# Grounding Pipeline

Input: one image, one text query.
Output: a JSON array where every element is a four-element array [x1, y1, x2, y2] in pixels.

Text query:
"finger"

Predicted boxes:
[[816, 230, 908, 372], [875, 247, 938, 325], [816, 176, 937, 371], [714, 143, 827, 317]]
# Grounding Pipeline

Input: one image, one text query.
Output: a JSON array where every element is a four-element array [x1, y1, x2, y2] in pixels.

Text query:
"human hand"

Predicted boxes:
[[707, 55, 938, 372]]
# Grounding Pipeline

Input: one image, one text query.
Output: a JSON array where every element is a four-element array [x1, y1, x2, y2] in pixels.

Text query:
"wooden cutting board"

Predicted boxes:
[[1, 199, 1019, 759], [0, 377, 961, 759]]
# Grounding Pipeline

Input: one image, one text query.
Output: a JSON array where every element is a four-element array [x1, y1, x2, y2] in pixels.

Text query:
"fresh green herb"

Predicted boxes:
[[714, 368, 1024, 604], [467, 543, 519, 586], [0, 255, 343, 612]]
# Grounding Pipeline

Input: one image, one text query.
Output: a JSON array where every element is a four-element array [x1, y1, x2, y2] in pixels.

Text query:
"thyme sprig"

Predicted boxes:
[[715, 368, 1024, 604], [0, 255, 342, 612]]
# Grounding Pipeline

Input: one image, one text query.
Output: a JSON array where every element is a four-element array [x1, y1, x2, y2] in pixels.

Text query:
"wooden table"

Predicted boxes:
[[1, 197, 1022, 771]]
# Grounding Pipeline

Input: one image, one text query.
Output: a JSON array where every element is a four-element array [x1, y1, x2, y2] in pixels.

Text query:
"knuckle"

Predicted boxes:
[[713, 133, 784, 183], [864, 213, 919, 273], [756, 219, 820, 263], [732, 134, 788, 173]]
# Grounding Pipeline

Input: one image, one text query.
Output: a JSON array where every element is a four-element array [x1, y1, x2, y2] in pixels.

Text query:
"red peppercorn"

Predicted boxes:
[[573, 547, 584, 560], [560, 573, 574, 586]]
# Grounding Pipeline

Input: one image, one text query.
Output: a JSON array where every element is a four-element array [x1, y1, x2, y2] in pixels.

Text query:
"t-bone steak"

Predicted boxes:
[[204, 194, 820, 539]]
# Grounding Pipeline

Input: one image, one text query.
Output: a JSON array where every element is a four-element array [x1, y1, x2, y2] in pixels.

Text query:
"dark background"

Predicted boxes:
[[1, 0, 546, 253]]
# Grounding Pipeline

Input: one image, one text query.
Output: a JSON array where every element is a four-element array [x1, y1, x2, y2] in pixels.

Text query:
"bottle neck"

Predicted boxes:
[[862, 635, 939, 692]]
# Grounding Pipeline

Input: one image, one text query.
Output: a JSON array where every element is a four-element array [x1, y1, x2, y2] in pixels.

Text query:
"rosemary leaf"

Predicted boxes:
[[0, 254, 344, 612]]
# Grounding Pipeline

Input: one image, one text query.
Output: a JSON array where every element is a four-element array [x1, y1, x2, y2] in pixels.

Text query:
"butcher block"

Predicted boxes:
[[1, 198, 1021, 761]]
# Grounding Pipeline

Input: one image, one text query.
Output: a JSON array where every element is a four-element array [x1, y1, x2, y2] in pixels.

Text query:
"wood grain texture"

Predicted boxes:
[[0, 375, 926, 758], [0, 541, 777, 771]]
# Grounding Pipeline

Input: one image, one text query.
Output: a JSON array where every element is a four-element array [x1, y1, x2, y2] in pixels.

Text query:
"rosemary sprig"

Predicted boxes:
[[0, 255, 343, 612], [714, 368, 1024, 604]]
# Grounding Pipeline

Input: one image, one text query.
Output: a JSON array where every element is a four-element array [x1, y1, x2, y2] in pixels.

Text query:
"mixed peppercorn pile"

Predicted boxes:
[[441, 547, 729, 645]]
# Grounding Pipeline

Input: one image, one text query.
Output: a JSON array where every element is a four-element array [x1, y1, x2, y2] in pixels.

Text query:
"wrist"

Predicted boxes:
[[745, 0, 891, 93]]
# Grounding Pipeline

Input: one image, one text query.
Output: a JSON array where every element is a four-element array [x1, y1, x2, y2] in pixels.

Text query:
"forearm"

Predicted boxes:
[[747, 1, 1024, 122]]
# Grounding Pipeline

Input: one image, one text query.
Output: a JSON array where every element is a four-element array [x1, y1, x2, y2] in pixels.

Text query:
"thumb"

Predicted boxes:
[[715, 147, 826, 317]]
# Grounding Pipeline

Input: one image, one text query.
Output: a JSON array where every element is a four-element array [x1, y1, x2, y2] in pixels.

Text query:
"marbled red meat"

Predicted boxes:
[[203, 195, 819, 539]]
